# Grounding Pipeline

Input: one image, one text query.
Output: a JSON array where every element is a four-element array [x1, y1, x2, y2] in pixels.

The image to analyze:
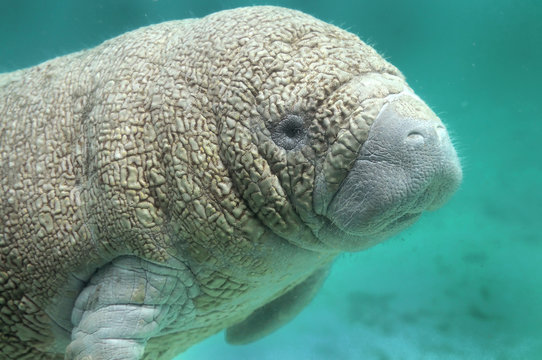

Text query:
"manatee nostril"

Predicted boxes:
[[435, 124, 446, 141], [406, 123, 447, 145], [406, 131, 424, 144]]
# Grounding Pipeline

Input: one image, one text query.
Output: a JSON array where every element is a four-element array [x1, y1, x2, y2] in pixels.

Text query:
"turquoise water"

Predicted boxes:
[[1, 1, 540, 359]]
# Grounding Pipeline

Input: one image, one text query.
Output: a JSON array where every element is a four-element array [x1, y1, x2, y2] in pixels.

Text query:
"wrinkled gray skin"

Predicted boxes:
[[0, 6, 462, 360]]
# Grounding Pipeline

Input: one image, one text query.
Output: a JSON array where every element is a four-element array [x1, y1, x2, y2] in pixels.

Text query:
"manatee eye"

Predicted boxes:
[[271, 114, 307, 151]]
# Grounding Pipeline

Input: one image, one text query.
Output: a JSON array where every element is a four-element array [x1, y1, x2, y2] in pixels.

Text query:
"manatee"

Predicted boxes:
[[0, 6, 462, 360]]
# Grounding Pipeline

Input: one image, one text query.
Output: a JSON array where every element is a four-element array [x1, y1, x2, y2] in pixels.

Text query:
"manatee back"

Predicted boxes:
[[0, 20, 200, 358]]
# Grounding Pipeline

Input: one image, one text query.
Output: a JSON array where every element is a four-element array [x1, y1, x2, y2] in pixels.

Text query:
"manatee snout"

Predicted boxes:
[[324, 92, 462, 248]]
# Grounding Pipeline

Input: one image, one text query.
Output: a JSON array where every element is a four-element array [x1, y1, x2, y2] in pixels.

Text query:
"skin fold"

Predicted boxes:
[[0, 6, 462, 360]]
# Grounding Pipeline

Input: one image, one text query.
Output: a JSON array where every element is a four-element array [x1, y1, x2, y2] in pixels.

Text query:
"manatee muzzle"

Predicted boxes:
[[321, 92, 462, 250]]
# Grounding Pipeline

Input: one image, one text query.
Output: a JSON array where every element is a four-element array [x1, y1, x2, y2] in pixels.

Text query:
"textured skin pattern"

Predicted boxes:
[[0, 6, 461, 360]]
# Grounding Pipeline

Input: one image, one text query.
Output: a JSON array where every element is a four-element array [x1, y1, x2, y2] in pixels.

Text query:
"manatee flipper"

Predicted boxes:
[[225, 265, 330, 345], [65, 256, 197, 360]]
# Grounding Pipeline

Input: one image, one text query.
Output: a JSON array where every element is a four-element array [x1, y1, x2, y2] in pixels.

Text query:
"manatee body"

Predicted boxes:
[[0, 6, 462, 360]]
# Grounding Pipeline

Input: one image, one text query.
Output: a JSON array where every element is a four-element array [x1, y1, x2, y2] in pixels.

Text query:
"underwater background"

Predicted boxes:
[[1, 0, 540, 359]]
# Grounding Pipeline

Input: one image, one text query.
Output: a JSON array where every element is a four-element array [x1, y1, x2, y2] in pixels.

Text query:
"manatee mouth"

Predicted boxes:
[[317, 211, 422, 252], [394, 211, 421, 225], [315, 92, 462, 252]]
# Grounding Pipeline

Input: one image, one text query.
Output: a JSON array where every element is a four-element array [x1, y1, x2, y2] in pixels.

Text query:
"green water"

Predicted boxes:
[[1, 0, 540, 359]]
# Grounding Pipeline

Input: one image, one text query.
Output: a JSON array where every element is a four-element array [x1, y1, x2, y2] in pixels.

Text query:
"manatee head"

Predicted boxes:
[[205, 7, 462, 252]]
